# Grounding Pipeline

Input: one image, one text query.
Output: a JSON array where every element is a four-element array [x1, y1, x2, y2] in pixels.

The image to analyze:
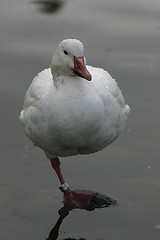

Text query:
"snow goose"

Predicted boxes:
[[20, 39, 130, 215]]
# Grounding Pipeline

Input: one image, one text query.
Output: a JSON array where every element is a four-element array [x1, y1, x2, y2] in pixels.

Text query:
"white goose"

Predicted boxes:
[[20, 39, 130, 214]]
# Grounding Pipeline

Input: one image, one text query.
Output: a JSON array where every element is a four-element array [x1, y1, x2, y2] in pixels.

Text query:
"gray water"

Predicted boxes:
[[0, 0, 160, 239]]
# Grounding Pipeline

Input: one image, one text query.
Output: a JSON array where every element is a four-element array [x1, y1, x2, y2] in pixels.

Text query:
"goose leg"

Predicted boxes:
[[50, 158, 92, 214], [50, 158, 65, 185], [50, 158, 117, 216]]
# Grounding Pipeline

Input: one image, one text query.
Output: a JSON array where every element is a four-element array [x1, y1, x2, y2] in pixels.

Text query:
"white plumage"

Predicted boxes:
[[20, 39, 130, 160]]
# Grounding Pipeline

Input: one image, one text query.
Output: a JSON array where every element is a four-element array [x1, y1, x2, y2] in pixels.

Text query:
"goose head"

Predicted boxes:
[[51, 39, 92, 81]]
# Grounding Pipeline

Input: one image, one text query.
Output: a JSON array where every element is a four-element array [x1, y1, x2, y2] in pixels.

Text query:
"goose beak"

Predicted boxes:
[[73, 56, 92, 81]]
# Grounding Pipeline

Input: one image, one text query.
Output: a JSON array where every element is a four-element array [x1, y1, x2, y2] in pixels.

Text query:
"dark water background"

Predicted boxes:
[[0, 0, 160, 239]]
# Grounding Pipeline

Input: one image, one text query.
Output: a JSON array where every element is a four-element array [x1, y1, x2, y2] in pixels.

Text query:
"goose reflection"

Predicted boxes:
[[46, 190, 117, 240], [46, 212, 86, 240], [32, 0, 65, 13]]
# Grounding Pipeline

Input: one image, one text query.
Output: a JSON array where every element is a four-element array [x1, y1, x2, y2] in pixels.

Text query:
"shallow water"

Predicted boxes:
[[0, 0, 160, 239]]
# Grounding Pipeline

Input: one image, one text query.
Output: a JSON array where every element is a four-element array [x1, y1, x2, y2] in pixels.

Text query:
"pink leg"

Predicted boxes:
[[50, 158, 117, 215], [50, 158, 91, 212], [50, 157, 65, 185]]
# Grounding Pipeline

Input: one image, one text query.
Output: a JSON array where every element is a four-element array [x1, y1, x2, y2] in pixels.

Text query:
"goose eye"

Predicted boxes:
[[64, 50, 68, 55]]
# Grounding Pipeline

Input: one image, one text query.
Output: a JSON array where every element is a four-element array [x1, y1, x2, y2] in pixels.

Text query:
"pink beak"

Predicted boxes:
[[73, 56, 92, 81]]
